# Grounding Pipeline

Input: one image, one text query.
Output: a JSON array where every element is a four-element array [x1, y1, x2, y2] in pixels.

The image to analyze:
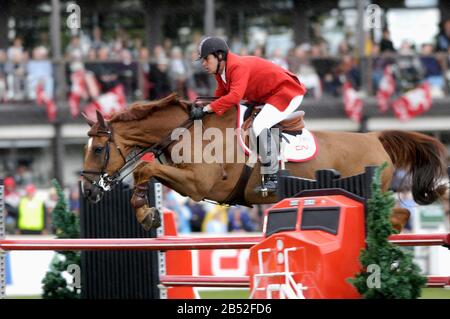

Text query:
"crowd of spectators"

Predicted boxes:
[[1, 19, 450, 105], [3, 172, 80, 235], [163, 187, 265, 234]]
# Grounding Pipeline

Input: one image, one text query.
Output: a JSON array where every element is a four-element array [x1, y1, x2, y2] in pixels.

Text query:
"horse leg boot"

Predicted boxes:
[[252, 127, 280, 196], [390, 207, 411, 233], [131, 166, 161, 231]]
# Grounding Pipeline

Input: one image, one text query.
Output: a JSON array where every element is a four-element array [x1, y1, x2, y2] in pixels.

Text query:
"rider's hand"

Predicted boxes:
[[190, 105, 206, 120]]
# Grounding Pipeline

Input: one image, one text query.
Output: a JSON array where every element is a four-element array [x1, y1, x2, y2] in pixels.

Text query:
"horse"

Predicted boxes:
[[81, 93, 448, 232]]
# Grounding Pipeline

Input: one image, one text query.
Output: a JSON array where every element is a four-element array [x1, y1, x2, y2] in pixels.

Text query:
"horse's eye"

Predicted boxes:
[[94, 146, 103, 154]]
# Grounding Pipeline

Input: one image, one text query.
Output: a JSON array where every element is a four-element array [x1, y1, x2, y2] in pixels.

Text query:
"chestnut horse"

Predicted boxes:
[[81, 94, 448, 232]]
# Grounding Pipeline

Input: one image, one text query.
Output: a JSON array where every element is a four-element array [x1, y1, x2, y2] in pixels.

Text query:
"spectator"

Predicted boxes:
[[186, 48, 212, 98], [337, 40, 352, 56], [90, 26, 105, 51], [148, 56, 172, 99], [153, 45, 167, 61], [186, 199, 206, 232], [46, 186, 58, 211], [131, 37, 144, 59], [65, 36, 84, 61], [436, 19, 450, 52], [392, 40, 424, 92], [238, 47, 249, 56], [420, 43, 445, 96], [252, 46, 265, 58], [118, 49, 138, 99], [17, 184, 48, 235], [164, 190, 191, 234], [5, 48, 26, 100], [14, 164, 33, 187], [69, 185, 80, 214], [228, 206, 256, 232], [269, 48, 288, 70], [26, 46, 54, 100], [86, 48, 97, 61], [139, 47, 152, 99], [7, 37, 23, 61], [379, 29, 396, 53], [204, 206, 228, 234], [97, 46, 110, 61], [290, 44, 322, 99], [339, 54, 361, 90], [168, 46, 188, 98], [0, 49, 7, 102], [4, 177, 20, 234]]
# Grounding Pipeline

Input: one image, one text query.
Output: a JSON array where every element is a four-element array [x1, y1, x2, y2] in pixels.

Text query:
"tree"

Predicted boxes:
[[41, 179, 81, 299], [350, 163, 427, 298]]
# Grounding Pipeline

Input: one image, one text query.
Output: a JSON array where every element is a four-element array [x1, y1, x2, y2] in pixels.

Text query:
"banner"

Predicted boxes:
[[376, 65, 396, 113], [343, 81, 363, 122], [392, 83, 432, 121]]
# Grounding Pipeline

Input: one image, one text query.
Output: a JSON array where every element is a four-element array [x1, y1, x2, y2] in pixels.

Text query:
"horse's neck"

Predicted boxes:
[[112, 104, 190, 155]]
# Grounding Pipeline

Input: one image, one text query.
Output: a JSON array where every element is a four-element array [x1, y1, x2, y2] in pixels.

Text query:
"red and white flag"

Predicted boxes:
[[392, 82, 432, 121], [343, 81, 363, 122], [376, 66, 396, 113], [69, 69, 88, 118], [36, 81, 57, 122], [84, 84, 127, 120]]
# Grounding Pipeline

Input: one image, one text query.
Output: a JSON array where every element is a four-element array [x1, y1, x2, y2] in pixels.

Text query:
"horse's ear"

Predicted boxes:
[[81, 112, 95, 127], [96, 110, 107, 128]]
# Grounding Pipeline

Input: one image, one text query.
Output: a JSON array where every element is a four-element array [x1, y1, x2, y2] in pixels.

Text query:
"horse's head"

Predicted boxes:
[[81, 110, 127, 203]]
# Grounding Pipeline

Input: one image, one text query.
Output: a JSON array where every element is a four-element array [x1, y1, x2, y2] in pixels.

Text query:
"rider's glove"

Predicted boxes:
[[190, 105, 206, 120]]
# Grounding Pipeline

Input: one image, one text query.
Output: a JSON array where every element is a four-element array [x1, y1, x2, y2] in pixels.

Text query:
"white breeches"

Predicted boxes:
[[252, 95, 304, 137]]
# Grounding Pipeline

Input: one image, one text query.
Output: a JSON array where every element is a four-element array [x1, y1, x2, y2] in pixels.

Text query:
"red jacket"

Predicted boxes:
[[210, 52, 307, 116]]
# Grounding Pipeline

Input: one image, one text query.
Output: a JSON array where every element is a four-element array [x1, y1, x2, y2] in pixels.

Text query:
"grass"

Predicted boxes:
[[6, 288, 449, 299], [198, 288, 450, 299]]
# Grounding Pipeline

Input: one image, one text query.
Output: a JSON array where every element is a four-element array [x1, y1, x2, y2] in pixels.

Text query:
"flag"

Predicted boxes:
[[376, 65, 396, 113], [84, 84, 127, 120], [36, 81, 57, 122], [392, 83, 432, 121], [343, 81, 363, 122], [69, 69, 88, 117]]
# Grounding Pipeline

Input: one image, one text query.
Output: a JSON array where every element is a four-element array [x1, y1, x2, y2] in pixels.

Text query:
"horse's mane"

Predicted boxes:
[[109, 93, 190, 123]]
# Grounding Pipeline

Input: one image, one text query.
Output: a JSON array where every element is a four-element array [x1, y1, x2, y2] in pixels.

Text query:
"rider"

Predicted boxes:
[[193, 36, 307, 194]]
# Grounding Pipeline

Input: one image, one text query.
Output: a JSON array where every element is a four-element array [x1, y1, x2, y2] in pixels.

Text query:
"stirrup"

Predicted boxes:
[[254, 174, 278, 197]]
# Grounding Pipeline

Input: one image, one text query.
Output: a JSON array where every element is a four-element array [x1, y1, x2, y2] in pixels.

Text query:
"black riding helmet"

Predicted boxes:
[[197, 36, 229, 63], [197, 37, 229, 75]]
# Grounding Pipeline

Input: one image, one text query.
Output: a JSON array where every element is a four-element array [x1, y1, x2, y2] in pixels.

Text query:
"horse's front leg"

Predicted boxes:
[[131, 162, 162, 231]]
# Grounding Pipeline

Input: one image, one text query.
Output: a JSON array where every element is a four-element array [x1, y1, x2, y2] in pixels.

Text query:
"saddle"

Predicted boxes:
[[241, 105, 306, 144]]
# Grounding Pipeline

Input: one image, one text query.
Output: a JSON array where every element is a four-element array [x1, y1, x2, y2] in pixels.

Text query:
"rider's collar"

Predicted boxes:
[[220, 65, 226, 83]]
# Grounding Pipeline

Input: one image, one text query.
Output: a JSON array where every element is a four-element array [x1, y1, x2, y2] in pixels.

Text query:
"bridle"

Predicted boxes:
[[80, 126, 127, 192], [80, 117, 196, 193]]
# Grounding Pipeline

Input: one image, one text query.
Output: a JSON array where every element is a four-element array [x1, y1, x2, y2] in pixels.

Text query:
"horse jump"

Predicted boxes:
[[1, 174, 449, 298]]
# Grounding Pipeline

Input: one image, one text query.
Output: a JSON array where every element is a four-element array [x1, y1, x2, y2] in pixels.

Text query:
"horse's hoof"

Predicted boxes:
[[140, 207, 161, 231]]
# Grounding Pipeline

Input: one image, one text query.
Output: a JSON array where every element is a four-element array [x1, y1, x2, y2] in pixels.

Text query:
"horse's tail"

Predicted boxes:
[[377, 130, 448, 205]]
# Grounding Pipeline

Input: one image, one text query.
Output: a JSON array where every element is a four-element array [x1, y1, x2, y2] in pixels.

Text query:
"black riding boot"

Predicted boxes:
[[253, 128, 280, 196]]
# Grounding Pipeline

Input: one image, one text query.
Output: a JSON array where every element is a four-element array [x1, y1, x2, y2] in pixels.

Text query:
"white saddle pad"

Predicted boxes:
[[237, 104, 318, 162]]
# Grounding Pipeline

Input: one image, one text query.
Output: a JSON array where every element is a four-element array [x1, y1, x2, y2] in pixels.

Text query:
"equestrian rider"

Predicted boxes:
[[192, 37, 307, 195]]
